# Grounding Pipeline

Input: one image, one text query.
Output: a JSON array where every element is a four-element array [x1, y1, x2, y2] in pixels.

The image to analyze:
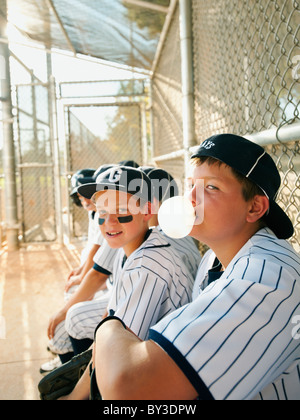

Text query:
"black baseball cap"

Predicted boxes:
[[92, 162, 140, 182], [139, 166, 179, 203], [93, 164, 117, 181], [78, 166, 154, 204], [119, 160, 140, 168], [70, 168, 96, 197], [191, 134, 294, 240]]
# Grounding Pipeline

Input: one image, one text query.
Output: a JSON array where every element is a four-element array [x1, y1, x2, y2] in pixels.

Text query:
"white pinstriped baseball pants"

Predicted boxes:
[[48, 287, 111, 355]]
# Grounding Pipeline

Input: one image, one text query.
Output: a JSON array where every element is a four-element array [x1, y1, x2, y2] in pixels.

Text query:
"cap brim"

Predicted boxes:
[[77, 183, 100, 199], [70, 187, 78, 196], [264, 200, 294, 240], [78, 182, 131, 200], [72, 177, 96, 197], [78, 181, 154, 204]]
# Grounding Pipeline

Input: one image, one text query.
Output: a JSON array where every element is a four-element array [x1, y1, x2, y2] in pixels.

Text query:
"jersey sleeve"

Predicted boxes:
[[149, 260, 300, 400], [93, 263, 112, 276], [108, 270, 167, 341], [93, 229, 104, 246]]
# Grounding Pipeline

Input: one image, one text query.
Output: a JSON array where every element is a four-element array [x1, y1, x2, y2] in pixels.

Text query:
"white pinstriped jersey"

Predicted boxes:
[[150, 228, 300, 400], [157, 226, 201, 277], [107, 227, 195, 340], [93, 239, 119, 290]]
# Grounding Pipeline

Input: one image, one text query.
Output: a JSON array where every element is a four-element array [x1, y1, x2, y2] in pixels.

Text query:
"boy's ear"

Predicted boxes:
[[151, 197, 160, 214], [142, 201, 154, 219], [246, 195, 270, 224]]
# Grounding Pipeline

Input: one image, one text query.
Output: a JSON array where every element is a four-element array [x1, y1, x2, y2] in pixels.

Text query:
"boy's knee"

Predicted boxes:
[[65, 304, 80, 335]]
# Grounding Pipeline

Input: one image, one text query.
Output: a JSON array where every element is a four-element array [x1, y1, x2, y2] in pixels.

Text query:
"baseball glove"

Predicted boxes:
[[38, 349, 92, 400]]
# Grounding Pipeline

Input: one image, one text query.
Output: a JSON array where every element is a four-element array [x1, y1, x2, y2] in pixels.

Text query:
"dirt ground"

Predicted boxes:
[[0, 242, 83, 400]]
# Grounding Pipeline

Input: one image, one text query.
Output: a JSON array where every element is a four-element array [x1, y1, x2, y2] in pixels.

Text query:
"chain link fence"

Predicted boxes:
[[61, 79, 149, 239], [151, 4, 185, 190], [15, 82, 57, 243], [192, 0, 299, 138], [265, 140, 300, 251], [66, 103, 144, 238], [0, 182, 4, 246], [192, 0, 300, 251], [8, 75, 148, 242], [67, 104, 143, 170], [2, 0, 299, 250]]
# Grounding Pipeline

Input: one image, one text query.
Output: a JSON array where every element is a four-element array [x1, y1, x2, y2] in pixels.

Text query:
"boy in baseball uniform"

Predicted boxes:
[[41, 168, 103, 372], [63, 167, 200, 354], [43, 166, 118, 370], [93, 134, 300, 400], [67, 168, 102, 289], [44, 163, 141, 369], [78, 166, 195, 341], [58, 166, 195, 399]]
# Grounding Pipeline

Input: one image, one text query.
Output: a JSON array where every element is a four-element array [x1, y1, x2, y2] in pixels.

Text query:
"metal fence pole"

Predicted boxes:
[[0, 5, 19, 251], [179, 0, 196, 179], [49, 75, 63, 244], [141, 102, 148, 165]]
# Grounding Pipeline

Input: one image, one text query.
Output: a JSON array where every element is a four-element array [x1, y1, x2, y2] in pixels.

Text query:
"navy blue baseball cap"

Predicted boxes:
[[118, 160, 140, 168], [70, 169, 96, 196], [139, 166, 179, 203], [92, 162, 140, 182], [92, 164, 117, 181], [78, 166, 154, 204], [70, 169, 96, 207], [191, 134, 294, 240]]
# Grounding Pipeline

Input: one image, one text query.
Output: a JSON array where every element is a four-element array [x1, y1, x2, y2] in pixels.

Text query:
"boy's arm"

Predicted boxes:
[[60, 360, 92, 400], [95, 320, 198, 400], [65, 243, 100, 290], [47, 268, 109, 339], [77, 243, 100, 282], [67, 266, 83, 281]]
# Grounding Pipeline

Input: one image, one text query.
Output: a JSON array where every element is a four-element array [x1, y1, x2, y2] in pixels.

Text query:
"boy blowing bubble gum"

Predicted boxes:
[[91, 134, 300, 400]]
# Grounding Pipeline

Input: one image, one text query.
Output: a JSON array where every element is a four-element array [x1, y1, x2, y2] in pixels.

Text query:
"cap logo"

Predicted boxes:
[[108, 168, 123, 183], [201, 140, 215, 150]]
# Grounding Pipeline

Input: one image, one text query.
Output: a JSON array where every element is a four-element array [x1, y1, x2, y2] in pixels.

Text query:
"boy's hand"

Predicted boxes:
[[67, 267, 82, 281], [65, 275, 82, 292], [47, 309, 67, 339]]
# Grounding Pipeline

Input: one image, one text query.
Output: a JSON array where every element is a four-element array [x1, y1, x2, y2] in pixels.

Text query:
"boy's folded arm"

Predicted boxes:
[[95, 319, 198, 400], [66, 268, 109, 307]]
